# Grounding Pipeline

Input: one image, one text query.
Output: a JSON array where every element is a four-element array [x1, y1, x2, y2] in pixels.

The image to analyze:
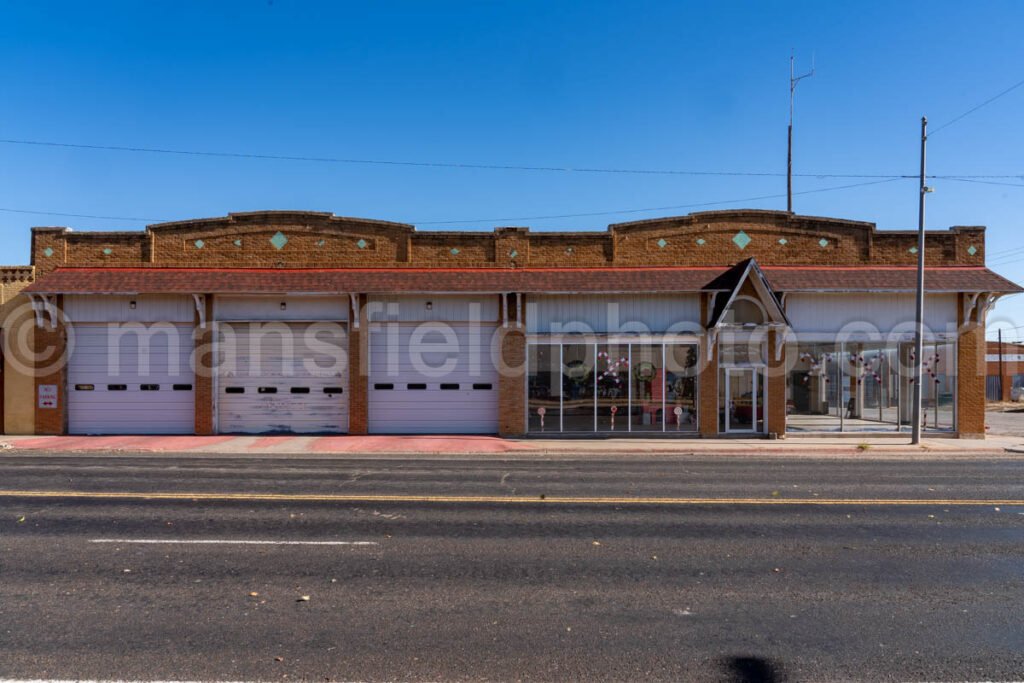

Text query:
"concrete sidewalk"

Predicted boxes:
[[2, 433, 1023, 458]]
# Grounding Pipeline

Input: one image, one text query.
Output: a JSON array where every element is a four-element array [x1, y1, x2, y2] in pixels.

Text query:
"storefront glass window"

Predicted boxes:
[[527, 344, 560, 433], [596, 344, 630, 432], [756, 368, 766, 433], [630, 344, 662, 432], [528, 342, 699, 434], [787, 343, 841, 432], [562, 344, 596, 432], [845, 344, 900, 431], [788, 340, 955, 433], [665, 344, 698, 431], [922, 341, 956, 431]]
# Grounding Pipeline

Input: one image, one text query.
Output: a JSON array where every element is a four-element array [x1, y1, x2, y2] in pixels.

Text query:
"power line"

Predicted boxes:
[[987, 321, 1024, 338], [983, 247, 1024, 267], [1, 137, 1021, 180], [939, 173, 1024, 179], [415, 178, 904, 225], [983, 243, 1024, 259], [0, 207, 165, 222], [0, 177, 906, 227], [984, 249, 1024, 267], [987, 257, 1024, 270], [929, 76, 1024, 137], [943, 177, 1024, 189], [0, 137, 909, 178]]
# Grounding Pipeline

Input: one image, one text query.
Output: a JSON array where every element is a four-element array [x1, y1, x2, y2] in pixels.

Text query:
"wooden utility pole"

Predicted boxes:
[[999, 328, 1005, 401]]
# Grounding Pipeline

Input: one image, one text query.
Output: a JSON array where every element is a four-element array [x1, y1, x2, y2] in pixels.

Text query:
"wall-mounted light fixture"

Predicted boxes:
[[129, 300, 137, 310], [280, 302, 287, 310], [425, 301, 433, 311]]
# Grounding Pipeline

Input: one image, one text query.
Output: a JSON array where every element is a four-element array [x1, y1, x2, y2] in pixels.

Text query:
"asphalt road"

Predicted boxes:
[[1, 453, 1023, 682]]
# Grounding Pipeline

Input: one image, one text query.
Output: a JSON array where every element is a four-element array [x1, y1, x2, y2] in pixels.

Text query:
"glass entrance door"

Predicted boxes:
[[726, 368, 757, 433]]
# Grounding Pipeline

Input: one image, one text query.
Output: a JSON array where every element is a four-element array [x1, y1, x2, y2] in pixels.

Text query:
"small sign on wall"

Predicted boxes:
[[38, 384, 58, 409]]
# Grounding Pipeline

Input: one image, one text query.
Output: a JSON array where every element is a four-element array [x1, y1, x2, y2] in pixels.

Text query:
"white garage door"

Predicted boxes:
[[68, 323, 196, 435], [368, 322, 499, 434], [217, 322, 349, 434]]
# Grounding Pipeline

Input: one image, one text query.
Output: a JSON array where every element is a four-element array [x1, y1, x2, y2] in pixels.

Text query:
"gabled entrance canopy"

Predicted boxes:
[[705, 258, 790, 329], [703, 258, 790, 361]]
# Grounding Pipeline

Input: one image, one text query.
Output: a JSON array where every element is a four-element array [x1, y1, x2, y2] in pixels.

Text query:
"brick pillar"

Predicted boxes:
[[957, 294, 986, 438], [347, 294, 368, 434], [498, 293, 526, 436], [33, 296, 67, 435], [194, 295, 215, 435], [699, 337, 718, 437], [766, 329, 787, 437], [699, 292, 719, 438]]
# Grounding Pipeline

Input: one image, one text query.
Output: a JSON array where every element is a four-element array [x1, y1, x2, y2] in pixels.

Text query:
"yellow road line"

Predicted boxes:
[[0, 490, 1021, 506]]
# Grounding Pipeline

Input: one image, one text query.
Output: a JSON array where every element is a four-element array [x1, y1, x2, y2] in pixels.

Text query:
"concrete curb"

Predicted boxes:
[[2, 446, 1022, 461]]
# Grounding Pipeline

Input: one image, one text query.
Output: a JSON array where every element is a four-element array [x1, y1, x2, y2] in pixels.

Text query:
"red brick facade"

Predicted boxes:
[[497, 294, 527, 437], [956, 293, 989, 438], [32, 296, 66, 436], [30, 211, 988, 277], [348, 295, 369, 435], [17, 209, 1020, 438]]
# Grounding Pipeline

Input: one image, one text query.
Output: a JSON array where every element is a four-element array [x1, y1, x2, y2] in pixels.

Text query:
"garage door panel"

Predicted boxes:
[[218, 397, 345, 409], [68, 323, 196, 435], [368, 323, 499, 434], [217, 322, 349, 434], [371, 394, 497, 406], [370, 420, 498, 433], [68, 394, 194, 408], [368, 367, 497, 377], [69, 370, 194, 379]]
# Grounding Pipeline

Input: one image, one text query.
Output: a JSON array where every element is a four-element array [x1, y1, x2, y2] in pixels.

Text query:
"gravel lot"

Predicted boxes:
[[986, 405, 1024, 436]]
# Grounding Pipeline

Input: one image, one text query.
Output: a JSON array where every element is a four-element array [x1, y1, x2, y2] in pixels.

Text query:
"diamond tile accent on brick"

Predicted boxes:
[[194, 240, 205, 249], [450, 247, 461, 256], [43, 247, 53, 257], [356, 239, 368, 249], [778, 238, 787, 245], [909, 246, 918, 254], [818, 238, 829, 248], [732, 231, 751, 250], [696, 238, 706, 246], [270, 232, 288, 250], [967, 245, 977, 256], [656, 238, 668, 249], [316, 239, 325, 247], [102, 248, 112, 255], [509, 249, 518, 259], [233, 239, 242, 247]]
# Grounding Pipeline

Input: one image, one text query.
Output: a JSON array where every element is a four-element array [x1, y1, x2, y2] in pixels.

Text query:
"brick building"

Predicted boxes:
[[6, 209, 1020, 438], [985, 340, 1024, 402]]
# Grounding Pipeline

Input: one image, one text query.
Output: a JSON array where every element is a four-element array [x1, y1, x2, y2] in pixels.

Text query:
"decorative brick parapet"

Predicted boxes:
[[25, 210, 989, 274]]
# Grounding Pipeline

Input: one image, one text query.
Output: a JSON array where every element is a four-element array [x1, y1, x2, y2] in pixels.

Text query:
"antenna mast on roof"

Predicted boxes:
[[788, 51, 815, 213]]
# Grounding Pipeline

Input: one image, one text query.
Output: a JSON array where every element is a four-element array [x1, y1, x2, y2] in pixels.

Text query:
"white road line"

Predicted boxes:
[[89, 539, 378, 546]]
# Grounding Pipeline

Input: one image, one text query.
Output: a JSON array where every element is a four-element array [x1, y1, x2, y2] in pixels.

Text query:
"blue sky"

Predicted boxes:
[[1, 1, 1022, 335]]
